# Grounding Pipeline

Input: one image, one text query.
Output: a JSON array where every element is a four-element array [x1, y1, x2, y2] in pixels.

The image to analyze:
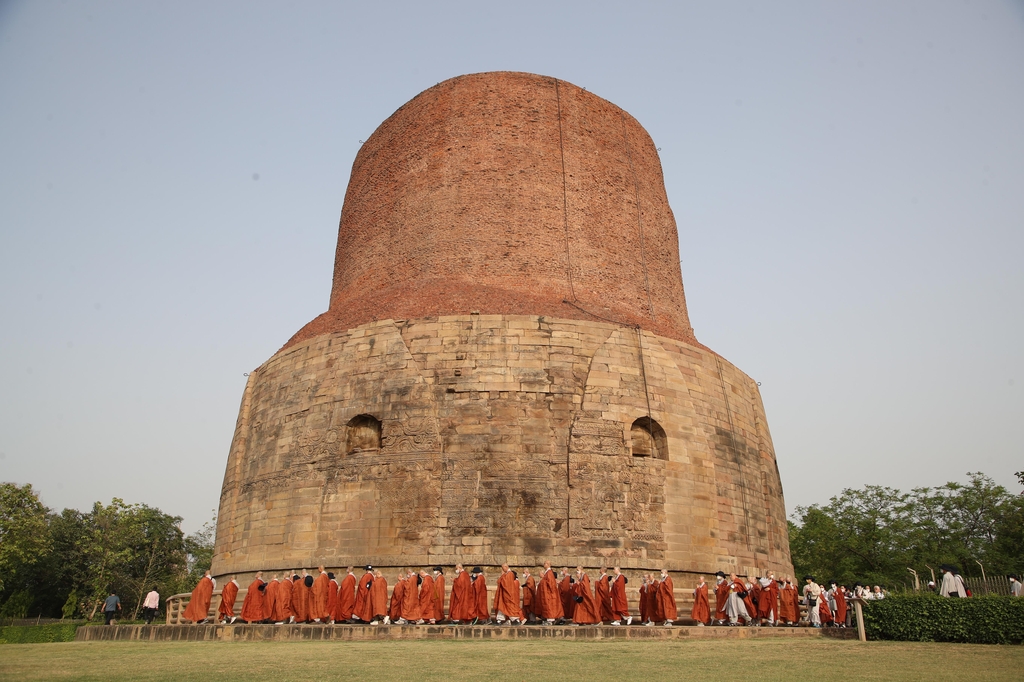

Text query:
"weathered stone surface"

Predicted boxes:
[[212, 316, 792, 578], [211, 72, 793, 583]]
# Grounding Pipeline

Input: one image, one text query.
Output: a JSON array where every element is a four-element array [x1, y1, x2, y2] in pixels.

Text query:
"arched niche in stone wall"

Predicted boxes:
[[630, 417, 667, 460], [345, 414, 381, 455]]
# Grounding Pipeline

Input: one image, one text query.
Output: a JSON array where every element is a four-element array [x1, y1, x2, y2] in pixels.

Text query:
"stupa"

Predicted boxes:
[[210, 72, 793, 582]]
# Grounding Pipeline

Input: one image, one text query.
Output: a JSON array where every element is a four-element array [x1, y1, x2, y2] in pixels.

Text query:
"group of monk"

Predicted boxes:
[[181, 564, 829, 628]]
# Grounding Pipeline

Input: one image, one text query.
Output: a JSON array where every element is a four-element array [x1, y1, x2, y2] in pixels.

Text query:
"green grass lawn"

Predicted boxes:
[[1, 639, 1021, 681]]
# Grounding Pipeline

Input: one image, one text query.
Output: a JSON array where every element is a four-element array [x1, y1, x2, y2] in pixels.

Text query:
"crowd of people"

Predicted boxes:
[[175, 564, 871, 628]]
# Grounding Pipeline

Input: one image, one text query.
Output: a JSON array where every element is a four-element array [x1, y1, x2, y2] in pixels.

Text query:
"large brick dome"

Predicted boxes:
[[212, 72, 793, 596], [288, 72, 698, 349]]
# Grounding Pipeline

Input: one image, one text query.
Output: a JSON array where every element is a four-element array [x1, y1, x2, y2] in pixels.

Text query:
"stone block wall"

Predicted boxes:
[[212, 314, 792, 581]]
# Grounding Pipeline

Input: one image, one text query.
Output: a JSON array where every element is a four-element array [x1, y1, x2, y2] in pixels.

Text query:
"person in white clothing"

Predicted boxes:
[[142, 587, 160, 624], [939, 566, 966, 598], [1010, 576, 1022, 597], [803, 576, 823, 627]]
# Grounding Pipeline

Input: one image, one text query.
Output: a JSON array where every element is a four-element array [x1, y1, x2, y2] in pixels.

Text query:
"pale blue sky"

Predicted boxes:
[[1, 1, 1022, 532]]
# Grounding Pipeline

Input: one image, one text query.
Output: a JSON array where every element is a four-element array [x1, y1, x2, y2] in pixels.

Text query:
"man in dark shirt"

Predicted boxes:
[[103, 591, 121, 625]]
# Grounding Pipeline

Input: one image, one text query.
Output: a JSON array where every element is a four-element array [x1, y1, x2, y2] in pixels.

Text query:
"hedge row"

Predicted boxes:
[[0, 623, 80, 644], [863, 595, 1024, 644]]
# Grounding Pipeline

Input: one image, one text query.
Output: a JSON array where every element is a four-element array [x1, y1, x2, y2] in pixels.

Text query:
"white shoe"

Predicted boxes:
[[370, 620, 379, 625], [275, 621, 283, 625], [664, 621, 673, 627], [395, 618, 407, 625], [697, 622, 705, 626], [610, 621, 620, 626], [416, 619, 425, 625], [644, 621, 654, 627], [383, 616, 391, 625], [625, 616, 633, 625], [229, 617, 237, 624]]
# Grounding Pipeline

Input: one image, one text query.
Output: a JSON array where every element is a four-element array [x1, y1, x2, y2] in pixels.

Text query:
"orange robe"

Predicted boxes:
[[291, 577, 309, 623], [432, 574, 446, 622], [778, 584, 799, 623], [714, 580, 730, 621], [327, 578, 340, 622], [449, 571, 474, 622], [758, 580, 778, 620], [522, 575, 536, 618], [311, 572, 331, 621], [353, 572, 375, 622], [401, 576, 422, 621], [493, 570, 524, 620], [559, 575, 575, 620], [534, 569, 563, 621], [610, 574, 629, 619], [369, 576, 388, 619], [691, 583, 711, 624], [389, 579, 406, 620], [182, 575, 214, 623], [218, 580, 239, 620], [273, 578, 291, 622], [741, 583, 757, 620], [595, 575, 614, 623], [834, 589, 848, 625], [731, 578, 754, 621], [656, 576, 678, 622], [571, 574, 600, 625], [335, 573, 356, 622], [818, 595, 833, 624], [639, 583, 650, 623], [649, 580, 664, 622], [262, 580, 279, 621], [240, 578, 266, 622], [472, 574, 489, 620], [418, 575, 435, 621]]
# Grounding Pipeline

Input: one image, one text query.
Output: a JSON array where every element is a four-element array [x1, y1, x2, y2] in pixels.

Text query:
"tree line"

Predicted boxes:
[[789, 472, 1024, 589], [2, 471, 1021, 619], [0, 483, 213, 621]]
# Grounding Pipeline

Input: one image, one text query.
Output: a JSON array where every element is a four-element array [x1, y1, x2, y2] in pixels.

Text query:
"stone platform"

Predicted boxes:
[[77, 623, 857, 643]]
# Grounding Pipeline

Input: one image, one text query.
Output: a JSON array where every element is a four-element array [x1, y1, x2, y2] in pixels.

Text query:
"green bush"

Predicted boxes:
[[0, 623, 80, 644], [863, 594, 1024, 644]]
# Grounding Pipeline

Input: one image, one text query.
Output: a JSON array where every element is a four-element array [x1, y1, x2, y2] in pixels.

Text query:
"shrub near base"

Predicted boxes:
[[864, 595, 1024, 644], [0, 623, 80, 644]]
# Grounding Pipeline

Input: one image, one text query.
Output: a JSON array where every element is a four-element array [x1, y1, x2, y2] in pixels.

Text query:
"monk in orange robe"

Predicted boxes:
[[262, 575, 279, 622], [218, 577, 240, 623], [418, 570, 435, 624], [521, 569, 536, 622], [639, 576, 650, 623], [493, 564, 524, 624], [818, 591, 833, 626], [757, 574, 779, 625], [182, 571, 215, 623], [471, 567, 489, 623], [449, 564, 473, 623], [691, 576, 711, 625], [778, 577, 799, 625], [571, 567, 600, 625], [240, 572, 266, 623], [834, 584, 848, 627], [273, 573, 292, 623], [431, 567, 446, 622], [389, 572, 406, 622], [534, 562, 563, 624], [610, 567, 631, 625], [353, 567, 375, 623], [595, 569, 613, 623], [399, 569, 423, 624], [369, 570, 388, 624], [713, 572, 730, 623], [326, 572, 340, 624], [559, 569, 575, 621], [649, 575, 664, 624], [310, 566, 331, 623], [741, 578, 758, 622], [291, 572, 309, 623], [334, 567, 356, 623], [656, 570, 677, 625]]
